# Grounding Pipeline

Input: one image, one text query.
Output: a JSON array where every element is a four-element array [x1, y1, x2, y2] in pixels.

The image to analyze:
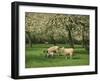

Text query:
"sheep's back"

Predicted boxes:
[[48, 46, 59, 52], [63, 48, 74, 54]]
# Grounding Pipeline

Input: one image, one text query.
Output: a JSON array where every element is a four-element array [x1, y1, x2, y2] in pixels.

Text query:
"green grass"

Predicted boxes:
[[25, 44, 89, 68]]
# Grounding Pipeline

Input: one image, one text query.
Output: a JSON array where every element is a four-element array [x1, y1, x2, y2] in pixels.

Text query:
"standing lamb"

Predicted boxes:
[[60, 47, 74, 59]]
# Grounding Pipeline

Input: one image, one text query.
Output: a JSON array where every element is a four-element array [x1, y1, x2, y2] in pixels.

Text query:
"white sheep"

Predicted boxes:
[[46, 46, 59, 57], [60, 47, 74, 59]]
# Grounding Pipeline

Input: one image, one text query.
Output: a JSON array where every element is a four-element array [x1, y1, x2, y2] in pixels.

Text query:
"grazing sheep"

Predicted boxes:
[[45, 46, 60, 57], [60, 47, 74, 59]]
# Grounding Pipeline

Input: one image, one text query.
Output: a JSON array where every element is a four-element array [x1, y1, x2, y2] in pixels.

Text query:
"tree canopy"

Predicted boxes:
[[25, 12, 89, 50]]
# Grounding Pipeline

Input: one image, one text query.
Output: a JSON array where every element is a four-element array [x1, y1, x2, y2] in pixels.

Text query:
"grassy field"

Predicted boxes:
[[25, 44, 89, 68]]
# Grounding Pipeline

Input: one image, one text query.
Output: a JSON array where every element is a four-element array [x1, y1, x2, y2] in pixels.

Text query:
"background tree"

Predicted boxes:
[[25, 12, 89, 51]]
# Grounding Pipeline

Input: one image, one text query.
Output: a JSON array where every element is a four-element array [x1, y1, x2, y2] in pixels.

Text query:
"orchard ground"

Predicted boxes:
[[25, 44, 89, 68]]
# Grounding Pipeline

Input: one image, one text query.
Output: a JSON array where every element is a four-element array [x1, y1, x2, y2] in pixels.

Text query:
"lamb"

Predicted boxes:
[[60, 47, 74, 59], [45, 46, 60, 57]]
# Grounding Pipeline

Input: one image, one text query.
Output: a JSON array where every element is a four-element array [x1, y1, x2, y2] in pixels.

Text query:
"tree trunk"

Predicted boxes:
[[26, 32, 32, 47], [29, 39, 32, 47], [82, 29, 85, 48], [66, 26, 74, 48], [68, 30, 74, 48], [50, 35, 56, 45], [81, 25, 86, 48], [52, 38, 56, 45]]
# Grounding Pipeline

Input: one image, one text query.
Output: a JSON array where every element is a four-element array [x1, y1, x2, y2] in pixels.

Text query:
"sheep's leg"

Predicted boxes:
[[58, 52, 62, 56], [57, 53, 60, 56], [55, 50, 59, 56], [46, 53, 49, 57], [51, 53, 54, 57], [47, 53, 52, 58], [65, 54, 68, 59], [58, 51, 61, 56], [50, 52, 54, 57], [70, 53, 72, 59], [57, 51, 60, 56]]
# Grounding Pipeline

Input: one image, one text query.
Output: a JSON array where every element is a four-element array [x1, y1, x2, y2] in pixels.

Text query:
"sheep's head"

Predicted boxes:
[[58, 47, 64, 53], [61, 47, 64, 50]]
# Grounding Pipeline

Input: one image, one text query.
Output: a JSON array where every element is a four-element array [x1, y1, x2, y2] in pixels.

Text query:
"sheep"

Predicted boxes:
[[60, 47, 74, 59], [45, 46, 60, 57]]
